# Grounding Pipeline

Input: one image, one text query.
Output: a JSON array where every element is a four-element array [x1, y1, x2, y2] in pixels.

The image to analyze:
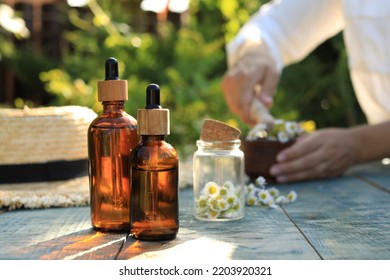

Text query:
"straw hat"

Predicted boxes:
[[0, 106, 97, 210]]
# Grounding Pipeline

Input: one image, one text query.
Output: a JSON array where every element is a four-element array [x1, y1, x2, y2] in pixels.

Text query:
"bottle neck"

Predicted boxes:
[[102, 101, 125, 114], [141, 135, 166, 142]]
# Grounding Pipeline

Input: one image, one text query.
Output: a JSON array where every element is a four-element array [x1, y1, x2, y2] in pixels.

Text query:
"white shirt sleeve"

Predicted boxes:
[[342, 0, 390, 124], [227, 0, 390, 124], [227, 0, 345, 71]]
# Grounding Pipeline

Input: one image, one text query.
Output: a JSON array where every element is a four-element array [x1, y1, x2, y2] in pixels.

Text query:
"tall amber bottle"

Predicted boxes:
[[130, 83, 179, 240], [88, 57, 139, 231]]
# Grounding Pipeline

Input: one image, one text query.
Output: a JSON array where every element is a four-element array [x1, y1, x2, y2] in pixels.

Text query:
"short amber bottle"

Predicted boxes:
[[88, 57, 139, 231], [130, 83, 179, 240]]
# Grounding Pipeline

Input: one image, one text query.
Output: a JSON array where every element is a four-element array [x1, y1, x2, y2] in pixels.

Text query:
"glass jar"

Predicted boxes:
[[193, 139, 245, 221]]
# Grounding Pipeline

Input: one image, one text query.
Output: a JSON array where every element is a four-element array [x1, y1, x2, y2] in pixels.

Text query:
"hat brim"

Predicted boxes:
[[0, 176, 89, 210]]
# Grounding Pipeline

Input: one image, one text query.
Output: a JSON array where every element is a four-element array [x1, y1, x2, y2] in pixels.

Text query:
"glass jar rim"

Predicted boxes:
[[196, 139, 241, 147]]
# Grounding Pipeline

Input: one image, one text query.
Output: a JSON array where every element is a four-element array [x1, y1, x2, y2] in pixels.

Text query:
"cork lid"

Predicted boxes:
[[137, 84, 170, 135], [200, 119, 241, 141], [97, 57, 128, 102]]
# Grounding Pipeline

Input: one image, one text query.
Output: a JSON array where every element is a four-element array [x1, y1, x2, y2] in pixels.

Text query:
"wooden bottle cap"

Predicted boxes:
[[97, 58, 128, 101], [137, 109, 170, 135], [200, 119, 241, 141], [97, 80, 128, 101]]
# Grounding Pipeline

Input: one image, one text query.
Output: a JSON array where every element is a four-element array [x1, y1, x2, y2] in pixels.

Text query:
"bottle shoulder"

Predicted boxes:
[[131, 140, 178, 170], [89, 113, 137, 129], [132, 141, 177, 157]]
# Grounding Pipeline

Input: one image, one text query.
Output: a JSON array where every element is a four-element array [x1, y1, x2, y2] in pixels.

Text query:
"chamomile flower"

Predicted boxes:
[[258, 189, 272, 204], [219, 187, 229, 197], [197, 195, 209, 209], [246, 183, 256, 194], [277, 130, 290, 143], [207, 210, 219, 219], [287, 191, 297, 202], [246, 124, 268, 140], [232, 200, 241, 211], [267, 199, 278, 209], [226, 194, 238, 206], [255, 176, 267, 188], [268, 187, 280, 197], [246, 195, 258, 206], [217, 199, 230, 211], [209, 199, 220, 211], [285, 121, 299, 135], [203, 182, 220, 197]]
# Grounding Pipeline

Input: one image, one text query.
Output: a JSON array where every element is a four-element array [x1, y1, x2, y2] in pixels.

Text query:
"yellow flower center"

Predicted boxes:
[[208, 185, 217, 195], [220, 188, 228, 196], [199, 199, 207, 208]]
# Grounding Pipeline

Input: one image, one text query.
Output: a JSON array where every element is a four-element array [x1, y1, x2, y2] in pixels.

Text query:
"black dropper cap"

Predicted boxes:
[[146, 83, 162, 109], [98, 57, 128, 101], [105, 57, 119, 80], [137, 83, 169, 135]]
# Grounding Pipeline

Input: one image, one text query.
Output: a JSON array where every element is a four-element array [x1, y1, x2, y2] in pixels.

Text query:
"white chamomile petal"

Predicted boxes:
[[267, 199, 278, 209], [222, 181, 235, 190], [225, 210, 239, 218], [275, 195, 288, 204]]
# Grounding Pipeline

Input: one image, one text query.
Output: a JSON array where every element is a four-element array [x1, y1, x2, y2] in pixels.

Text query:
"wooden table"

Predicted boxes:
[[1, 161, 390, 260]]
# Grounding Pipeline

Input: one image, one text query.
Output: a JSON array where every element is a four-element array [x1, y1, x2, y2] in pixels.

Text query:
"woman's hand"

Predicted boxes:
[[221, 42, 280, 126], [270, 128, 360, 183]]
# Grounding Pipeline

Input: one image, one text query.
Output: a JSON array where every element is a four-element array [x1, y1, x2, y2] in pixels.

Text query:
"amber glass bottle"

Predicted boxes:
[[88, 57, 138, 231], [130, 83, 179, 240]]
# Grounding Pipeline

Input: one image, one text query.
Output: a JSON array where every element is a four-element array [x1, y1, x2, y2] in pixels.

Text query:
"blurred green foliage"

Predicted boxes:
[[1, 0, 366, 158]]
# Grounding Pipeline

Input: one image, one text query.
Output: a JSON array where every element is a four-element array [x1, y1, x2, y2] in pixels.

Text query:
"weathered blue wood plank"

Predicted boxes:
[[280, 174, 390, 259], [0, 207, 126, 260], [117, 188, 320, 260], [347, 161, 390, 192], [0, 207, 90, 257]]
